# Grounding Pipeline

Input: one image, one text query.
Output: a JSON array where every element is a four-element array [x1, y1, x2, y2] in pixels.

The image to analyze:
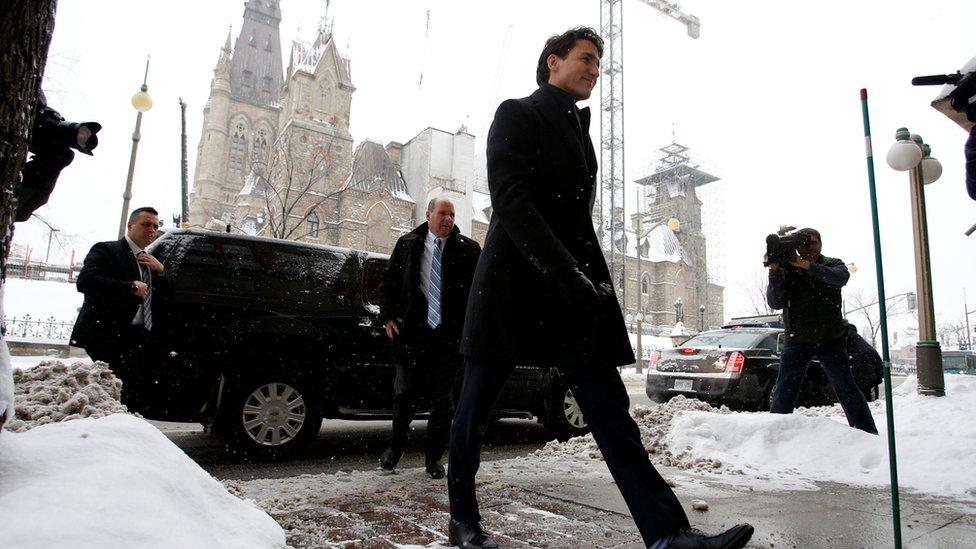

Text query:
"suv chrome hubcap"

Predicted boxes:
[[241, 382, 307, 447], [563, 389, 586, 428]]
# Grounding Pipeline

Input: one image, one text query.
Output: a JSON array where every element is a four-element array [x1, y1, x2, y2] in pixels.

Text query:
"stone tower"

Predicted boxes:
[[188, 0, 284, 227]]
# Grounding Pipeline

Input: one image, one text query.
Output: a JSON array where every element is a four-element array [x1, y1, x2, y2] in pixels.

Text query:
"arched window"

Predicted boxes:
[[306, 212, 320, 239], [252, 128, 268, 171], [641, 272, 650, 295], [229, 122, 247, 174]]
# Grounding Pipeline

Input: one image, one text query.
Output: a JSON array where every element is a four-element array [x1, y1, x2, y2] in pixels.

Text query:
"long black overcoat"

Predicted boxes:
[[379, 223, 481, 357], [461, 85, 635, 368]]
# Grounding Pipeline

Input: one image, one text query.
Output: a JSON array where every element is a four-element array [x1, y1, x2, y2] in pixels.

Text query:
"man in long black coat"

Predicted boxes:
[[445, 28, 753, 549], [70, 207, 166, 402], [379, 197, 481, 479]]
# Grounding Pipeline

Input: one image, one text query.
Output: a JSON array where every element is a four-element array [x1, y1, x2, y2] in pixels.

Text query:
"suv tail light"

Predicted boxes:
[[725, 351, 745, 375], [647, 350, 660, 370]]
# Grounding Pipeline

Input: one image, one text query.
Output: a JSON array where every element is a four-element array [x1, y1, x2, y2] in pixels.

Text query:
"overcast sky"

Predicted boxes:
[[20, 0, 975, 330]]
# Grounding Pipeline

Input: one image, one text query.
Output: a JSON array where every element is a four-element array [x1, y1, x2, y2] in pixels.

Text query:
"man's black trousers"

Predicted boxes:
[[447, 358, 691, 543], [390, 326, 459, 463]]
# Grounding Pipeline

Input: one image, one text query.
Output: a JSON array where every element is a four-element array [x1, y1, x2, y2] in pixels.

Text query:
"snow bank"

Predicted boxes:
[[533, 396, 741, 474], [665, 375, 976, 500], [0, 414, 287, 549], [4, 360, 124, 433]]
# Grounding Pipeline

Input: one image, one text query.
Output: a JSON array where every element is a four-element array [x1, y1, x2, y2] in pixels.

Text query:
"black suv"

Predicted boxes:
[[645, 327, 881, 410], [124, 229, 587, 458]]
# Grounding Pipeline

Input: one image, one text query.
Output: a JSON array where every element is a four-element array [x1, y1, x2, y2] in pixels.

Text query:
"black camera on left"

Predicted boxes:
[[16, 92, 101, 222]]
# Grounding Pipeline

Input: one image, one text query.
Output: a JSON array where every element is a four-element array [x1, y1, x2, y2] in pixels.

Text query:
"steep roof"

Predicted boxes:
[[289, 28, 353, 88], [345, 141, 413, 202]]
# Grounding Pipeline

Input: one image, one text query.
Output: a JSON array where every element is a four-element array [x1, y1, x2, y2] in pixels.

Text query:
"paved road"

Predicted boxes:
[[158, 376, 908, 480]]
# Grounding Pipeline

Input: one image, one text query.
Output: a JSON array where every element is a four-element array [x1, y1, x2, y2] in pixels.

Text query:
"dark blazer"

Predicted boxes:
[[461, 85, 635, 368], [70, 238, 163, 355], [379, 222, 481, 352]]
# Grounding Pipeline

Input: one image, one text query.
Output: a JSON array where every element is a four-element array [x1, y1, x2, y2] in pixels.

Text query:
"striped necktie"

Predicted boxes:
[[427, 238, 442, 328], [140, 261, 153, 331]]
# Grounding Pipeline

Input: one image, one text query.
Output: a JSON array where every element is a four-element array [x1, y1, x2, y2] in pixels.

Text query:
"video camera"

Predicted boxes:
[[763, 226, 809, 267], [16, 92, 101, 222], [912, 70, 976, 123]]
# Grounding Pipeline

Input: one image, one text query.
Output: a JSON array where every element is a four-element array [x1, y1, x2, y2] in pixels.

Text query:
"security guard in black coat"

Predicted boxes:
[[378, 197, 481, 480]]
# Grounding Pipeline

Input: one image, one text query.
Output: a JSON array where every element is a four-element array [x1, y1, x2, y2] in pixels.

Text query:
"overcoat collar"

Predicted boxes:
[[531, 85, 591, 170]]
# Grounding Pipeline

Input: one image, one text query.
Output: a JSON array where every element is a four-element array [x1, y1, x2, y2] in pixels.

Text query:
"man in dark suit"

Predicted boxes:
[[70, 207, 165, 402], [379, 197, 481, 480], [445, 28, 754, 549]]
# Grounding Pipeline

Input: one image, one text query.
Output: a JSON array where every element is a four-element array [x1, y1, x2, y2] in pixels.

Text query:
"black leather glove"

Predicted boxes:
[[554, 266, 600, 321]]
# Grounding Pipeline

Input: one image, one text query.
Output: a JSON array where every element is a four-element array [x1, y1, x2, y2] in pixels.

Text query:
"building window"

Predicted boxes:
[[641, 273, 650, 295], [306, 212, 319, 239], [229, 122, 247, 174], [252, 128, 268, 171]]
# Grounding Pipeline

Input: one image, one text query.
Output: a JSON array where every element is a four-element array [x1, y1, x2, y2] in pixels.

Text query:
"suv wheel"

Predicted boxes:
[[545, 384, 589, 442], [221, 378, 322, 460]]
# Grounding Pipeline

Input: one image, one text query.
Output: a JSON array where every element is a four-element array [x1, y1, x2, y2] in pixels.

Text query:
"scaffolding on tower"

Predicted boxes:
[[597, 0, 700, 308]]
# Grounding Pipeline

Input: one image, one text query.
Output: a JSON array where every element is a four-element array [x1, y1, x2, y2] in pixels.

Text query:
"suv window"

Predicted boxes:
[[167, 235, 226, 291], [680, 331, 763, 349]]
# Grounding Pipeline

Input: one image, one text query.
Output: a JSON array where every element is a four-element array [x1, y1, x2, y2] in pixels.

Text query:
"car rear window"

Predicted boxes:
[[679, 331, 764, 349]]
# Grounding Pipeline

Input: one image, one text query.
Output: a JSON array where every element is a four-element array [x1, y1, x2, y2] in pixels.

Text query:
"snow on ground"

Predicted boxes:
[[2, 277, 82, 321], [663, 375, 976, 500], [0, 414, 287, 549]]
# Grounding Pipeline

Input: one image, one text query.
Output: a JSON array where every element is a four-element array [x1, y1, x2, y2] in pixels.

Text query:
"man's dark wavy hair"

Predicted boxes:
[[536, 26, 604, 86]]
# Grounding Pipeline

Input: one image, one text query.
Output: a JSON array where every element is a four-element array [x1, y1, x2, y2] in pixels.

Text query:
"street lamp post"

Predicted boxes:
[[699, 303, 706, 331], [886, 127, 945, 397], [118, 56, 153, 239]]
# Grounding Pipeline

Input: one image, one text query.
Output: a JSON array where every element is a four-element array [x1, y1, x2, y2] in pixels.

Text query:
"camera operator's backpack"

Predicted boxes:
[[845, 324, 884, 389]]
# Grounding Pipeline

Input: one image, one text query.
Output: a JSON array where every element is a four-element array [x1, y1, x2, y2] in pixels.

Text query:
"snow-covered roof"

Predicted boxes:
[[344, 141, 414, 202], [238, 166, 267, 198], [625, 221, 694, 266], [289, 30, 353, 87], [472, 191, 492, 224]]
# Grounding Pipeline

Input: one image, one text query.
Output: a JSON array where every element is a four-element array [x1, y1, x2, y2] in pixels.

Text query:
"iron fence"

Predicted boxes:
[[2, 315, 74, 342]]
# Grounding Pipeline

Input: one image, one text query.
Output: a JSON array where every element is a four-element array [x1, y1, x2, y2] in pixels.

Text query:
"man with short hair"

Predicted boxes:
[[446, 27, 754, 549], [71, 207, 165, 402], [378, 197, 481, 480], [766, 227, 878, 434]]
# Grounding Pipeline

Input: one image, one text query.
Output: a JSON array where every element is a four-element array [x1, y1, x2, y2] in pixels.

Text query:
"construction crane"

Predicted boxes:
[[597, 0, 700, 307]]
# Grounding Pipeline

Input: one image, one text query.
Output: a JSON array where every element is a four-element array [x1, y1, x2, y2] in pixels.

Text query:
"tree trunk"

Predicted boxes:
[[0, 0, 59, 280]]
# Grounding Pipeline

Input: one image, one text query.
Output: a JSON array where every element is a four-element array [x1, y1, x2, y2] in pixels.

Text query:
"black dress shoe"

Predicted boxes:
[[666, 524, 754, 549], [448, 518, 499, 549], [425, 459, 446, 479], [379, 447, 401, 471]]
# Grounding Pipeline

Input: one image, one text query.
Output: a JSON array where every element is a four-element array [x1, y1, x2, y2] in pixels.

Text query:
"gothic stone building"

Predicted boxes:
[[188, 0, 413, 254]]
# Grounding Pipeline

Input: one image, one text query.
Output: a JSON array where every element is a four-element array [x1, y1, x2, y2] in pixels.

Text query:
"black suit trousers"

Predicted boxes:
[[447, 359, 690, 543], [390, 325, 460, 462]]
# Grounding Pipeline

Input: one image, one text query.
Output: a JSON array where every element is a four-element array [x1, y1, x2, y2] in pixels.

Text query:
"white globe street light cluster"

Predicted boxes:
[[885, 126, 945, 397], [886, 127, 942, 185]]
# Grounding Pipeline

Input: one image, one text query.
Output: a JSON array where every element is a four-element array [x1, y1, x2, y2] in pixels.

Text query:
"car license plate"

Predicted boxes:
[[673, 378, 694, 392]]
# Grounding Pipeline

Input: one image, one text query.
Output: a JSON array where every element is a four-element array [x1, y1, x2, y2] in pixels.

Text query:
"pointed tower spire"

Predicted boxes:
[[223, 24, 232, 52], [211, 25, 232, 94]]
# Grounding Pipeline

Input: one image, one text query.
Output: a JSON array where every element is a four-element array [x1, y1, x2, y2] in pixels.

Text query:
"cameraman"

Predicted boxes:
[[766, 228, 878, 434]]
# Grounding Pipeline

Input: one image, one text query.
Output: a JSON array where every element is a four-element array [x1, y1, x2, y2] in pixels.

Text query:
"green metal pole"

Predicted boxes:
[[860, 88, 902, 548]]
